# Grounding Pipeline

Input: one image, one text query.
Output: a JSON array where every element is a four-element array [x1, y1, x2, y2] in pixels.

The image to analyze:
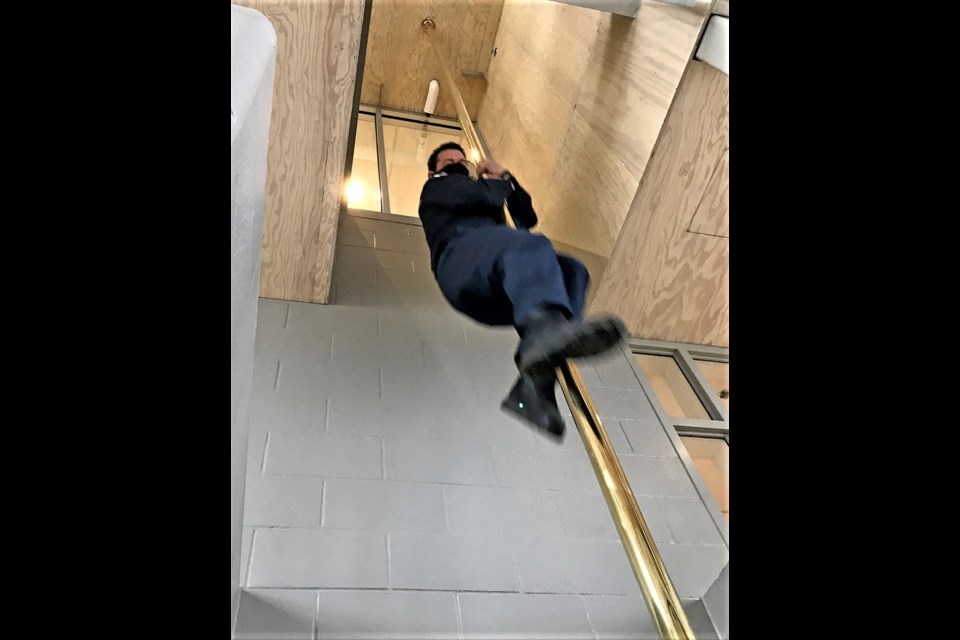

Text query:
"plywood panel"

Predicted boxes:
[[360, 0, 503, 117], [477, 0, 599, 226], [575, 2, 707, 181], [475, 1, 504, 76], [493, 0, 598, 95], [688, 147, 729, 238], [542, 0, 709, 258], [465, 0, 504, 117], [639, 231, 728, 346], [478, 27, 581, 199], [538, 109, 638, 257], [238, 0, 366, 303], [590, 61, 729, 347], [477, 0, 710, 264], [312, 1, 368, 303]]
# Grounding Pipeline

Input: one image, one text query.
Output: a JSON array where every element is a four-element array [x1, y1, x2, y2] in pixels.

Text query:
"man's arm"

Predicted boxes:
[[477, 158, 538, 230]]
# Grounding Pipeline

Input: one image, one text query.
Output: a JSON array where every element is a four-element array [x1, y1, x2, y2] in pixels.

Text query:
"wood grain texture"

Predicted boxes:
[[465, 0, 504, 116], [688, 146, 728, 238], [538, 109, 638, 257], [590, 61, 729, 347], [360, 0, 503, 117], [479, 30, 581, 203], [236, 0, 365, 303], [478, 0, 598, 219], [478, 0, 711, 258], [493, 0, 599, 95], [575, 4, 707, 181]]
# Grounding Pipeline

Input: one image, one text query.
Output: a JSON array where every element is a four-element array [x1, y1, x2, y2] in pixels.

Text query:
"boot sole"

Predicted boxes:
[[517, 316, 626, 376]]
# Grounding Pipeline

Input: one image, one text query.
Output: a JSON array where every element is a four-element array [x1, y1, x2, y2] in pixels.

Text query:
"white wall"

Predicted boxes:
[[230, 4, 276, 634]]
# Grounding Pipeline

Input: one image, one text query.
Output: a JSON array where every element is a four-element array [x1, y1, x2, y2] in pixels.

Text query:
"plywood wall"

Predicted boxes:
[[477, 0, 730, 346], [478, 0, 711, 260], [589, 60, 729, 347], [235, 0, 366, 303], [360, 0, 504, 118], [477, 0, 599, 226]]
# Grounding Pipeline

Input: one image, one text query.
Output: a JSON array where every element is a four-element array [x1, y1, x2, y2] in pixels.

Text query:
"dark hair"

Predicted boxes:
[[427, 142, 466, 172]]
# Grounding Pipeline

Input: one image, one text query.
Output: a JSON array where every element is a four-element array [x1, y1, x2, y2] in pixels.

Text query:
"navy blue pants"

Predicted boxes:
[[435, 226, 589, 333]]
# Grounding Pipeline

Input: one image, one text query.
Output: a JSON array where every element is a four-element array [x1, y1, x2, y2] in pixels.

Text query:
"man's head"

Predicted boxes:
[[427, 142, 469, 177]]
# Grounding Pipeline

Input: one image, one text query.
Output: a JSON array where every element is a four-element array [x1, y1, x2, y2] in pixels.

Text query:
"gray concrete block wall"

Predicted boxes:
[[701, 562, 729, 639], [235, 213, 728, 639]]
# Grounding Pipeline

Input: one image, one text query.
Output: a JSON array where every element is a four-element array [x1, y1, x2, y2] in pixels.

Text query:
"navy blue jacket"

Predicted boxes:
[[418, 172, 538, 273]]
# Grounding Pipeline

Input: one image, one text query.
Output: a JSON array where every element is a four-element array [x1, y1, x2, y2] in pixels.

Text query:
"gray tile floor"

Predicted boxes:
[[235, 213, 727, 639]]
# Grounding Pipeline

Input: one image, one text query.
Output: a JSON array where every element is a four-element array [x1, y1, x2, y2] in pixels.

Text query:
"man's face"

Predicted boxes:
[[434, 149, 467, 174]]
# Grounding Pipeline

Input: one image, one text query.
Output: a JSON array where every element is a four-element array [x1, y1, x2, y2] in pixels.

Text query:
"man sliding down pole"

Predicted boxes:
[[417, 142, 627, 442]]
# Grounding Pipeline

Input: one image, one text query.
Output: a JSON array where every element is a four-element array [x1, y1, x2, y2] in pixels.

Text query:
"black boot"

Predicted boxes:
[[516, 308, 627, 376], [500, 371, 565, 442]]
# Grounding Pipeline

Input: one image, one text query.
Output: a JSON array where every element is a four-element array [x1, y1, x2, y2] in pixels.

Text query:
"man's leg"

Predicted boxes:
[[557, 254, 590, 318], [432, 229, 566, 438], [436, 226, 573, 330], [503, 240, 625, 377], [435, 227, 624, 439], [435, 226, 576, 325]]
